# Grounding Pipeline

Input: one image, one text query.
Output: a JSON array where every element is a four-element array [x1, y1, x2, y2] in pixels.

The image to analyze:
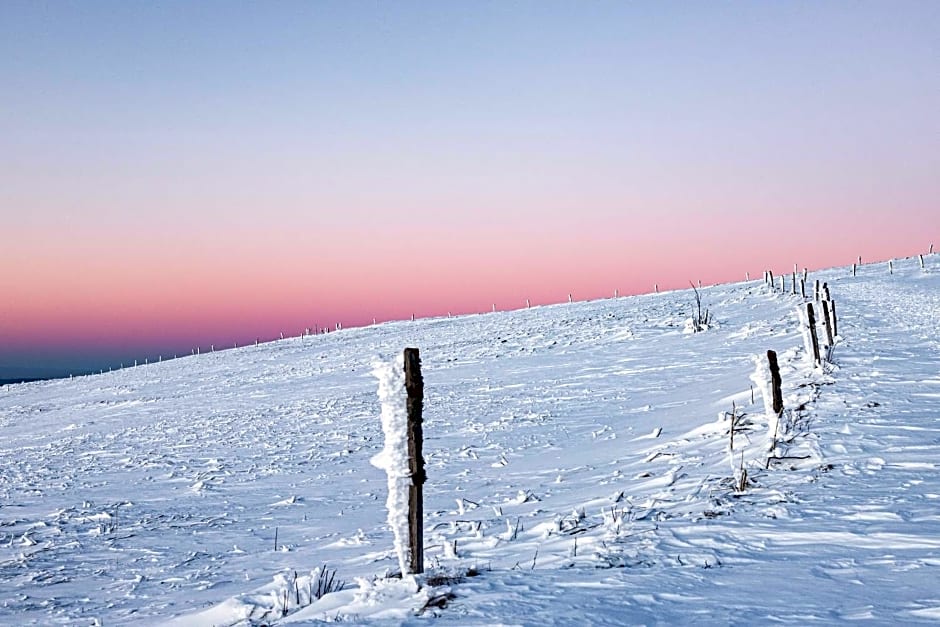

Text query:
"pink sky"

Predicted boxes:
[[1, 2, 938, 376]]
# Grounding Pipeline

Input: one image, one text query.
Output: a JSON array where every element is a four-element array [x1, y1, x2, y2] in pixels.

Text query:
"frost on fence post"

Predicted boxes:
[[797, 303, 821, 366], [750, 351, 784, 465], [371, 353, 412, 575]]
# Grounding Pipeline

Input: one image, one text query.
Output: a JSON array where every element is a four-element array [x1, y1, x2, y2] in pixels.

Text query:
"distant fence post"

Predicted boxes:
[[814, 280, 821, 301], [806, 303, 821, 366], [403, 348, 426, 575], [767, 350, 783, 416], [852, 263, 857, 277], [889, 259, 893, 275], [800, 279, 806, 299], [920, 255, 925, 271]]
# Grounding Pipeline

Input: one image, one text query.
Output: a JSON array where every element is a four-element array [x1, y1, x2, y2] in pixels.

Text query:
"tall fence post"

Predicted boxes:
[[403, 348, 425, 575], [767, 350, 783, 416], [806, 303, 821, 366]]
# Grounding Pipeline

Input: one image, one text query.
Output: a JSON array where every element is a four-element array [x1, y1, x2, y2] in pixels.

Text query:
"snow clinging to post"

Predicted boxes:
[[371, 354, 413, 575]]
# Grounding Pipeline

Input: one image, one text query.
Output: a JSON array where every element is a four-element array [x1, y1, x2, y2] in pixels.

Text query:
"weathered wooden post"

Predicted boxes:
[[780, 274, 785, 292], [767, 350, 783, 416], [931, 244, 935, 254], [829, 300, 838, 337], [920, 255, 925, 271], [822, 282, 831, 301], [821, 300, 834, 347], [803, 267, 808, 282], [800, 279, 806, 299], [889, 259, 894, 275], [806, 303, 821, 365], [768, 270, 775, 289], [403, 348, 425, 574], [852, 263, 857, 277], [792, 272, 797, 295], [814, 280, 821, 301]]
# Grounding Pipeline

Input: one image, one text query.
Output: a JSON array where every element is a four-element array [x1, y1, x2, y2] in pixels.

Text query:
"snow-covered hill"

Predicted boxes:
[[2, 255, 939, 625]]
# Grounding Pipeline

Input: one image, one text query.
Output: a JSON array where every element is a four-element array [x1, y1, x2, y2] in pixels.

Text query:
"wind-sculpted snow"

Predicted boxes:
[[1, 255, 939, 624]]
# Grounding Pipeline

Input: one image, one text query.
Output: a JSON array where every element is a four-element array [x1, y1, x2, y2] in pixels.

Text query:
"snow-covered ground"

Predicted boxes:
[[2, 255, 939, 625]]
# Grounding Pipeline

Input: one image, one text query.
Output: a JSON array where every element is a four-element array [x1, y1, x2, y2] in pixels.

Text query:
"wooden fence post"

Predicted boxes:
[[920, 255, 925, 271], [814, 280, 821, 301], [889, 259, 893, 275], [767, 350, 783, 416], [800, 279, 806, 299], [822, 283, 831, 301], [403, 348, 425, 574], [852, 263, 857, 277], [768, 270, 775, 289], [821, 300, 834, 347], [806, 303, 821, 365], [829, 300, 838, 337]]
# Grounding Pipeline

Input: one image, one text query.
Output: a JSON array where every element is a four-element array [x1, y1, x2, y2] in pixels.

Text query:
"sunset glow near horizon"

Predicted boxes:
[[2, 1, 938, 378]]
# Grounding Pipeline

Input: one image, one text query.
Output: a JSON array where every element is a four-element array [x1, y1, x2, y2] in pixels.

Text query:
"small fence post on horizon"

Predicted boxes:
[[403, 348, 426, 575]]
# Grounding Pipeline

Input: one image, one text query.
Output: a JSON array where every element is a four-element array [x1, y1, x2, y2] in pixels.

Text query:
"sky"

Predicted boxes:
[[1, 1, 938, 379]]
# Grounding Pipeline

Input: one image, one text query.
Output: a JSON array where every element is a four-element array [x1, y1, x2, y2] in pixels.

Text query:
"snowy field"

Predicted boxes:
[[2, 255, 939, 625]]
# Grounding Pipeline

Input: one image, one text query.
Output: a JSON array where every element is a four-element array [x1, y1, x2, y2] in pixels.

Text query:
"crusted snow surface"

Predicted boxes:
[[1, 254, 939, 625]]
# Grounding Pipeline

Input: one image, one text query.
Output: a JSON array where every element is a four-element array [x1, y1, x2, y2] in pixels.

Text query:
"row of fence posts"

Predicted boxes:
[[347, 248, 937, 569]]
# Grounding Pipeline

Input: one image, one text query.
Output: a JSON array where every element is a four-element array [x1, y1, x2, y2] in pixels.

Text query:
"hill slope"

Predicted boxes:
[[2, 256, 939, 625]]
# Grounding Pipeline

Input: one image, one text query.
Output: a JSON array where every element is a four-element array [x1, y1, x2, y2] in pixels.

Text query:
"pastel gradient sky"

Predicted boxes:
[[2, 1, 938, 378]]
